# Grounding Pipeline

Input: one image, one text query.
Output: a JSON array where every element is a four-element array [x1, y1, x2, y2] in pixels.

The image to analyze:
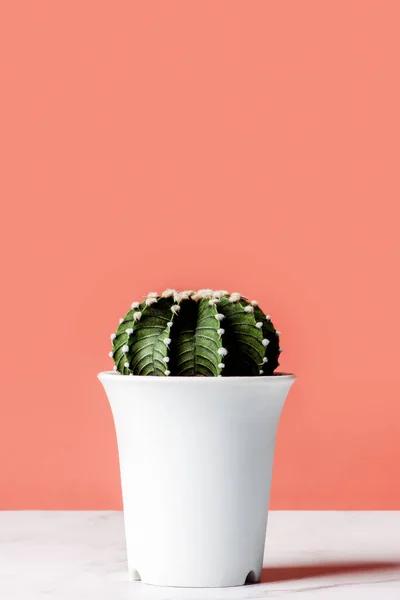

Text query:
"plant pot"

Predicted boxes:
[[98, 371, 295, 587]]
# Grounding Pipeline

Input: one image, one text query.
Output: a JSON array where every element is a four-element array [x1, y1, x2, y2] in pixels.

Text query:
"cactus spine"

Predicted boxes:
[[111, 290, 281, 376]]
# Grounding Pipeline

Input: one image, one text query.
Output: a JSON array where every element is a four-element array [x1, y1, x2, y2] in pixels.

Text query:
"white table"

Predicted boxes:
[[1, 511, 400, 599]]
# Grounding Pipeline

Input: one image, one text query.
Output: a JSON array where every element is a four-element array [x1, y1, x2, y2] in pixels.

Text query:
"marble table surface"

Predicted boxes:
[[1, 511, 400, 599]]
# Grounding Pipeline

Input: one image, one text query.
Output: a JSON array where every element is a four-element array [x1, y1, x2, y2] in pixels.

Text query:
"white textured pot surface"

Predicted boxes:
[[98, 372, 295, 588]]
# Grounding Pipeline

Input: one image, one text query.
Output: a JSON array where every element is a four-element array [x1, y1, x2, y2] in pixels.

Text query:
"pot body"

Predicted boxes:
[[98, 372, 295, 587]]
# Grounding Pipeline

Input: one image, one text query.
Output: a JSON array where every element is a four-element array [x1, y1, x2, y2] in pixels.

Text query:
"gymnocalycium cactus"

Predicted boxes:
[[109, 290, 282, 377]]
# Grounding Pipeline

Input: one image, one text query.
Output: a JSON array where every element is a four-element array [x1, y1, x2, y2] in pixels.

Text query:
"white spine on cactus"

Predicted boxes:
[[163, 338, 171, 346], [165, 370, 171, 376], [198, 289, 214, 299], [217, 328, 225, 336], [244, 305, 254, 313], [110, 333, 116, 341], [215, 313, 225, 321], [133, 311, 142, 322], [163, 357, 170, 363], [262, 339, 270, 347], [276, 330, 281, 336], [131, 302, 140, 309], [124, 362, 129, 368], [146, 292, 158, 298], [113, 365, 117, 371], [122, 345, 129, 353], [259, 370, 264, 374], [218, 347, 228, 356], [266, 315, 271, 321], [256, 322, 263, 329], [214, 290, 229, 298], [173, 291, 182, 303], [279, 348, 283, 353], [161, 289, 175, 298], [208, 298, 219, 305], [145, 297, 158, 306], [263, 357, 268, 363], [108, 351, 113, 358], [119, 318, 123, 324], [251, 300, 259, 307], [167, 322, 173, 328], [125, 328, 133, 336], [218, 363, 225, 369], [171, 304, 180, 314], [229, 292, 241, 303]]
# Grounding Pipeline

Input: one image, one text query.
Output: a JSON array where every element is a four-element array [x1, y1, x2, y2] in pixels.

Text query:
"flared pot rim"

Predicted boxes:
[[98, 370, 296, 383]]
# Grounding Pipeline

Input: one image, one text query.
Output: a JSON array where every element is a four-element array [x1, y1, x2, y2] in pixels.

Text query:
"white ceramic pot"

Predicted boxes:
[[98, 372, 295, 587]]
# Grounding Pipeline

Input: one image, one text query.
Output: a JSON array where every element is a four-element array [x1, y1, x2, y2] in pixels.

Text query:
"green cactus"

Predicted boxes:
[[110, 290, 282, 376]]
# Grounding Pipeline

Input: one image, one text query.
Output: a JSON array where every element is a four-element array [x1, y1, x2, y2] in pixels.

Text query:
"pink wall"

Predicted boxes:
[[1, 1, 400, 509]]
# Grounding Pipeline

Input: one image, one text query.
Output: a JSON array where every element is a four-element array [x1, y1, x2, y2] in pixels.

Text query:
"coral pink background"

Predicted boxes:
[[1, 1, 400, 509]]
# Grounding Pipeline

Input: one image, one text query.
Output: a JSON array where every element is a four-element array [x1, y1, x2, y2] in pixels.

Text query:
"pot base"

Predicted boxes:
[[131, 567, 262, 588]]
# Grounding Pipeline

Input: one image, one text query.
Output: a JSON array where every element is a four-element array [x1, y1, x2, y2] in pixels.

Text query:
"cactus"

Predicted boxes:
[[110, 289, 282, 376]]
